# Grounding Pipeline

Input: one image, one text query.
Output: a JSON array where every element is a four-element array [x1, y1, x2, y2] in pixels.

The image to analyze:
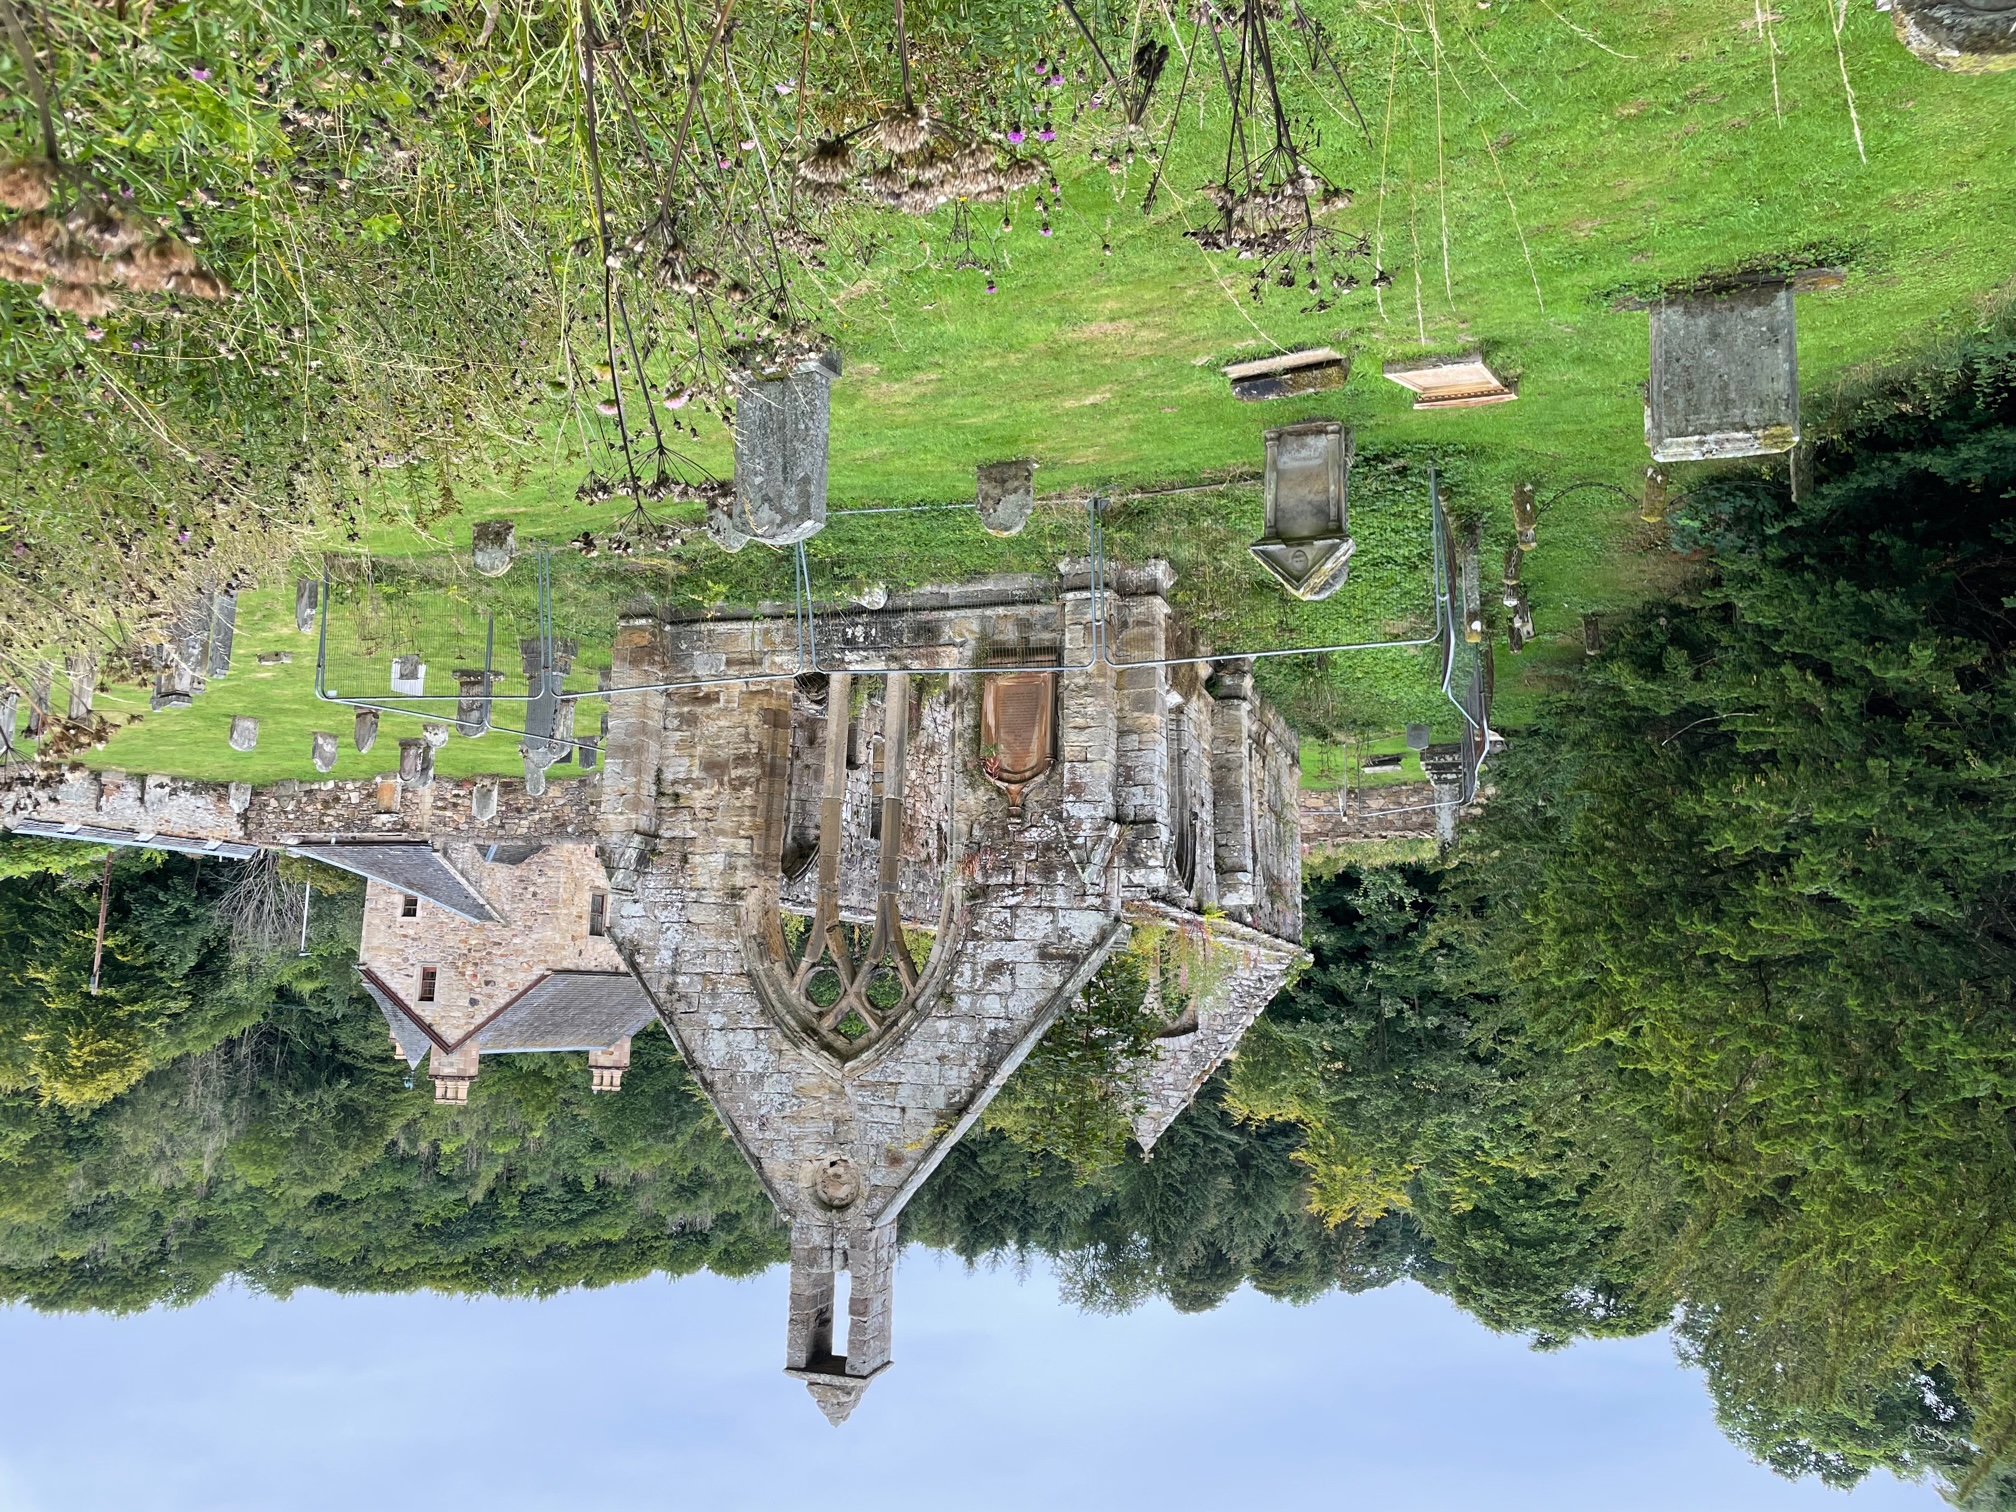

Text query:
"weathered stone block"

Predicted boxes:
[[1647, 285, 1799, 461], [731, 357, 836, 546]]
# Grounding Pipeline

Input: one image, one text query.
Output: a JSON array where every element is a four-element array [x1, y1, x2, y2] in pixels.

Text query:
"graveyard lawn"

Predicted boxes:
[[68, 0, 2016, 783]]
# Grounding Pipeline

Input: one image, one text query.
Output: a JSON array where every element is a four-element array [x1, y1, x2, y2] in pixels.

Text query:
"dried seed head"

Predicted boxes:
[[167, 268, 230, 300], [65, 204, 144, 256], [797, 137, 855, 186], [0, 159, 57, 211], [874, 103, 931, 155], [41, 281, 119, 319]]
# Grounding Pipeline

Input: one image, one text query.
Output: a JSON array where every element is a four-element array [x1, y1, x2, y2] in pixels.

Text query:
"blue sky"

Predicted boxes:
[[0, 1253, 1946, 1512]]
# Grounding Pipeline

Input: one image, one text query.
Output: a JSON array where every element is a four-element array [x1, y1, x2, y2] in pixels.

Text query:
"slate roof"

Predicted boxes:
[[287, 842, 498, 922], [476, 971, 655, 1052], [7, 818, 260, 860], [358, 971, 438, 1065]]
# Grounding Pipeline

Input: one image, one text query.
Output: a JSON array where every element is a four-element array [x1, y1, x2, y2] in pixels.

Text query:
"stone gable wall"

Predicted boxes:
[[359, 840, 625, 1046]]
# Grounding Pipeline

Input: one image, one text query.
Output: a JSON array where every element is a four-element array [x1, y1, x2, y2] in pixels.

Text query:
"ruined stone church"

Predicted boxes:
[[595, 562, 1306, 1423]]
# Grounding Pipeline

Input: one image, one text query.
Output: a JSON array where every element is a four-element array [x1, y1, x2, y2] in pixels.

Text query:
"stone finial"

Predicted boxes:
[[422, 721, 451, 751], [976, 459, 1037, 536], [471, 519, 517, 578], [295, 578, 319, 633], [228, 715, 259, 752], [354, 708, 379, 754], [310, 731, 338, 773]]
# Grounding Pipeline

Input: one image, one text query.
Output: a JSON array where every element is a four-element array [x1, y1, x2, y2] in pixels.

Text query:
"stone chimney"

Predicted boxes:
[[587, 1037, 632, 1092], [430, 1040, 481, 1103]]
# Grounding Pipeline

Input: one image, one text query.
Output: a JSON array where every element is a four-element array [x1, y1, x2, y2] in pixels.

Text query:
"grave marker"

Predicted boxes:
[[976, 459, 1037, 536], [310, 731, 338, 773], [1249, 421, 1356, 601], [1647, 285, 1800, 461], [229, 716, 259, 752], [731, 353, 840, 546]]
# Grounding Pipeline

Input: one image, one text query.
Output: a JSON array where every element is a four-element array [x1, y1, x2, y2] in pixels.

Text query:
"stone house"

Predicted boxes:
[[336, 839, 652, 1102], [596, 562, 1306, 1423]]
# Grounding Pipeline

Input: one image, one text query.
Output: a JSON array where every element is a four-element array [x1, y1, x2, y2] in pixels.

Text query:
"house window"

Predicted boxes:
[[418, 968, 437, 1003], [400, 895, 419, 918], [588, 890, 608, 937]]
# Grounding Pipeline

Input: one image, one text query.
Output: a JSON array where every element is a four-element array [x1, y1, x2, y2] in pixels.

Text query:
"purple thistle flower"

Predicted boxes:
[[1040, 223, 1052, 236], [1037, 128, 1055, 142], [1008, 128, 1025, 144], [985, 280, 997, 293], [189, 66, 211, 81]]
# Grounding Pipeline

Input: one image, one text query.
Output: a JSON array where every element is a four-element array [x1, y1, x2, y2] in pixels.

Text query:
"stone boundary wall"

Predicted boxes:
[[0, 763, 595, 848], [1299, 781, 1438, 850]]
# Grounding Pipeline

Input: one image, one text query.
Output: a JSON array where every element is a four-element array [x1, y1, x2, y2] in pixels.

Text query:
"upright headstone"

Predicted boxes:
[[1248, 422, 1355, 600], [398, 737, 427, 784], [390, 656, 426, 697], [206, 592, 237, 678], [64, 652, 95, 719], [731, 353, 839, 546], [229, 715, 259, 752], [26, 662, 52, 736], [1641, 467, 1669, 524], [1647, 285, 1799, 461], [976, 460, 1037, 537], [310, 730, 338, 773], [354, 708, 379, 754], [577, 737, 599, 771], [454, 670, 497, 736], [295, 578, 319, 633], [553, 699, 577, 767], [521, 748, 551, 797], [150, 667, 194, 712], [0, 686, 16, 751], [176, 592, 215, 677], [471, 519, 517, 577], [1582, 613, 1605, 657]]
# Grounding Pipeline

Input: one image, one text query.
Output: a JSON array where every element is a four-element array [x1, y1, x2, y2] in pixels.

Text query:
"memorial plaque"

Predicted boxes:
[[1249, 421, 1355, 601], [980, 669, 1056, 823]]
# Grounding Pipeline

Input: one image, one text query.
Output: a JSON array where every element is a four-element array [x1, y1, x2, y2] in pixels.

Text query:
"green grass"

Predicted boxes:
[[66, 0, 2016, 779]]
